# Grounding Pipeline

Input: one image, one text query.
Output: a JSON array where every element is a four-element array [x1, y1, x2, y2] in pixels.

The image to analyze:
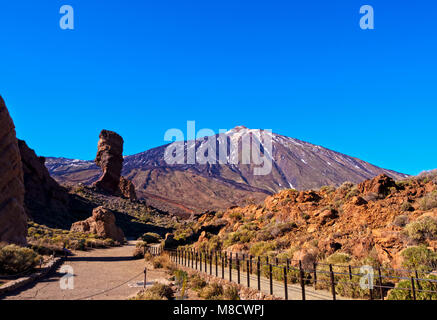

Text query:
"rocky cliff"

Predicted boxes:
[[0, 96, 27, 245], [18, 139, 73, 228]]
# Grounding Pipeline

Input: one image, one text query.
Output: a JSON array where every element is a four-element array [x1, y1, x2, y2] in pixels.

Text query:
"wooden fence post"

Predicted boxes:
[[299, 260, 306, 301], [229, 253, 233, 282], [215, 252, 218, 277], [313, 262, 317, 289], [378, 266, 383, 300], [411, 277, 416, 301], [209, 252, 212, 275], [247, 259, 250, 288], [204, 251, 207, 272], [283, 266, 288, 300], [200, 252, 202, 272], [257, 257, 261, 291], [222, 254, 225, 279], [143, 267, 147, 289], [250, 255, 253, 274], [269, 264, 273, 295], [329, 264, 336, 301], [237, 253, 240, 284], [348, 265, 352, 280]]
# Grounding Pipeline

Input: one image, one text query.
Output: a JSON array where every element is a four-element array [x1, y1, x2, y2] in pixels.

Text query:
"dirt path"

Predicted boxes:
[[2, 242, 168, 300]]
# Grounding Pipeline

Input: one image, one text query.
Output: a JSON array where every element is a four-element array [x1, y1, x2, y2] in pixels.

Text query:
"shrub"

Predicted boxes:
[[249, 241, 277, 257], [174, 270, 188, 288], [151, 254, 174, 270], [134, 282, 174, 300], [141, 233, 162, 244], [223, 230, 254, 247], [401, 246, 437, 272], [320, 185, 336, 194], [223, 284, 240, 300], [419, 191, 437, 211], [325, 252, 352, 265], [404, 217, 437, 242], [388, 275, 437, 300], [0, 244, 40, 275], [345, 188, 360, 200], [338, 182, 355, 192], [132, 246, 145, 259], [189, 274, 207, 291], [199, 283, 224, 300], [400, 202, 414, 212], [229, 212, 243, 221]]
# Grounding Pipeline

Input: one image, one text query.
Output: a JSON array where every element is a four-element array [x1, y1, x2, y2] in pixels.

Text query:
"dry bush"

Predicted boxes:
[[133, 282, 174, 300], [404, 217, 437, 242], [0, 243, 40, 275]]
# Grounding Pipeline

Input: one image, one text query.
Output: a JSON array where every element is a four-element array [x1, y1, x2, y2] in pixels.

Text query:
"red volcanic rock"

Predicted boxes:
[[119, 176, 137, 201], [70, 206, 125, 242], [0, 96, 27, 245], [93, 130, 137, 201], [357, 174, 398, 197], [18, 140, 70, 225], [94, 130, 124, 195]]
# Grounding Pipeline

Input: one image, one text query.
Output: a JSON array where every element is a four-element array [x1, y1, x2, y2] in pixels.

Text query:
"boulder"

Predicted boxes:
[[292, 249, 317, 269], [70, 206, 125, 242], [0, 96, 27, 245], [119, 176, 137, 201], [357, 174, 398, 197]]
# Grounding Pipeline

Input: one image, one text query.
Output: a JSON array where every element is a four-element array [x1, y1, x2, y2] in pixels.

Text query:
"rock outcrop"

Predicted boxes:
[[0, 96, 27, 245], [191, 172, 437, 269], [18, 140, 71, 228], [119, 176, 137, 201], [93, 130, 137, 201], [94, 130, 124, 194], [357, 174, 398, 197], [70, 206, 125, 242]]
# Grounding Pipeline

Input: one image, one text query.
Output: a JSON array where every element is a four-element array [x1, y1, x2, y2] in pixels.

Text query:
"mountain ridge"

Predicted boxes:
[[45, 127, 408, 217]]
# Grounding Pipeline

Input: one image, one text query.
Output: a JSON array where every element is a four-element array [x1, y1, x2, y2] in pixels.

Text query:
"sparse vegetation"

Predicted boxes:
[[27, 222, 120, 252], [404, 217, 437, 242], [0, 243, 40, 275], [133, 282, 174, 300], [419, 191, 437, 211], [400, 246, 437, 272], [388, 275, 437, 300], [140, 232, 161, 244], [199, 282, 224, 299]]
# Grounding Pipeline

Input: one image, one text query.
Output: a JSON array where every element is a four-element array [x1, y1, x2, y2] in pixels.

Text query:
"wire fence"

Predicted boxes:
[[161, 247, 437, 301]]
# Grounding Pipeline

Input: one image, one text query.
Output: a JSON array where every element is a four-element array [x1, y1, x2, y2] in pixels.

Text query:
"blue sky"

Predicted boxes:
[[0, 1, 436, 175]]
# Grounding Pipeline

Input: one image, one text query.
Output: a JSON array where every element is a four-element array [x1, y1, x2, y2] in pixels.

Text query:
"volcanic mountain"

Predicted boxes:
[[46, 126, 408, 217]]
